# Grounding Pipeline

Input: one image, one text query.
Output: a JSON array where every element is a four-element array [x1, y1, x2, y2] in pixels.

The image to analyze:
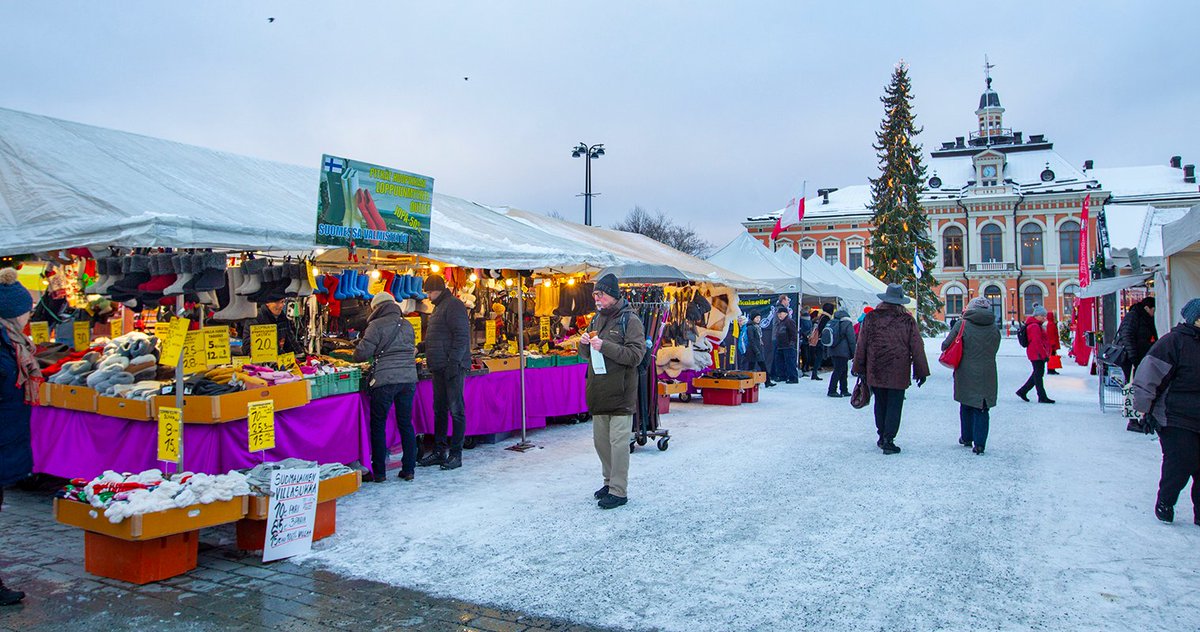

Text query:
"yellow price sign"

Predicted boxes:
[[158, 317, 191, 367], [73, 321, 91, 351], [406, 316, 422, 344], [485, 320, 497, 348], [277, 352, 299, 373], [247, 400, 275, 453], [249, 324, 278, 364], [204, 326, 231, 367], [29, 321, 50, 345], [233, 356, 248, 368], [539, 316, 551, 341], [157, 406, 182, 463], [182, 331, 206, 375], [305, 260, 317, 290], [507, 340, 518, 355]]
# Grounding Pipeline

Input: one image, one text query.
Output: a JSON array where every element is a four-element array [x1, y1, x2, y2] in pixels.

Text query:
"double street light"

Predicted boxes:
[[571, 142, 604, 226]]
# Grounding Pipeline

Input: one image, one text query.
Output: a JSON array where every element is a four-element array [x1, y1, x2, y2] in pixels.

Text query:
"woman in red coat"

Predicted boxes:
[[1046, 311, 1062, 374], [1016, 305, 1055, 403]]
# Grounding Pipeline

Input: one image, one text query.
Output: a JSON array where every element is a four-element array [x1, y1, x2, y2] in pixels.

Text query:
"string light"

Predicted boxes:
[[468, 272, 478, 283], [369, 270, 380, 279], [312, 267, 321, 276], [566, 278, 576, 286], [505, 278, 514, 287], [430, 264, 440, 273]]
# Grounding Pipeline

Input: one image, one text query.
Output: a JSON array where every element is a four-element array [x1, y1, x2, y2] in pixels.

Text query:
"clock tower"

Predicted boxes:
[[974, 56, 1008, 145]]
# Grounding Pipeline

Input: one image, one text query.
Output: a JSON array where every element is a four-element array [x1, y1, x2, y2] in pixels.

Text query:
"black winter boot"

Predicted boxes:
[[0, 579, 24, 606], [417, 450, 446, 467], [440, 452, 462, 470], [881, 440, 901, 455], [593, 485, 609, 500], [1155, 502, 1174, 523]]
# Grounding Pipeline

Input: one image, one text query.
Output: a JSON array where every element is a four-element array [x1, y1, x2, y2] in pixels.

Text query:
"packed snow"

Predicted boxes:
[[299, 338, 1200, 631]]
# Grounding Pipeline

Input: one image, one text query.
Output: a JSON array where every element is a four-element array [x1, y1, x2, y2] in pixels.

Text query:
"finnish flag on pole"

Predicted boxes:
[[913, 246, 925, 278]]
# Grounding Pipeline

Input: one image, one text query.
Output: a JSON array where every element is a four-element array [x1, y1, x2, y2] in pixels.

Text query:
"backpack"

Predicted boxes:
[[1016, 323, 1029, 348], [807, 322, 822, 347], [820, 323, 836, 348]]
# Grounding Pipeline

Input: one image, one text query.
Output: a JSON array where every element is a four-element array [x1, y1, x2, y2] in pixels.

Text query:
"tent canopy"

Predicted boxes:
[[1156, 204, 1200, 334], [707, 233, 802, 294], [1076, 272, 1155, 299], [773, 246, 859, 299]]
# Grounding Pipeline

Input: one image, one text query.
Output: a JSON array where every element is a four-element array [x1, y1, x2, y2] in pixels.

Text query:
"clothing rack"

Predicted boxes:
[[629, 299, 672, 452]]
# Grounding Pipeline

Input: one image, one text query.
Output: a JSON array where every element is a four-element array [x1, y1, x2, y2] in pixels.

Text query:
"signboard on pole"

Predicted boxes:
[[262, 468, 319, 562], [157, 406, 182, 464], [316, 154, 433, 254], [248, 400, 276, 453]]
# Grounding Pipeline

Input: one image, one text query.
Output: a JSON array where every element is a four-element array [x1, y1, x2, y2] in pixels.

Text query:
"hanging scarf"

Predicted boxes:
[[1, 318, 44, 405]]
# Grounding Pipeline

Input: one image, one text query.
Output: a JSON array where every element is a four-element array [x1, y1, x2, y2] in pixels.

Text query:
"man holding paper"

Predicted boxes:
[[580, 274, 645, 510]]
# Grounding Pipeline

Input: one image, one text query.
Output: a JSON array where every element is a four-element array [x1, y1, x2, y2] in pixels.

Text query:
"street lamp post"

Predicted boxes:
[[571, 142, 604, 226]]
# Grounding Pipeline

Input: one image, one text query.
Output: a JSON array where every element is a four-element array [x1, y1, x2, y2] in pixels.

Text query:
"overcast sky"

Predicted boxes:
[[2, 1, 1197, 246]]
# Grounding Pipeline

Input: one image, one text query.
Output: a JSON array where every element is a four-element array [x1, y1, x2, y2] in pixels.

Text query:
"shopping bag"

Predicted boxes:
[[938, 322, 965, 370], [1122, 368, 1143, 421], [850, 377, 871, 409], [1047, 354, 1062, 370]]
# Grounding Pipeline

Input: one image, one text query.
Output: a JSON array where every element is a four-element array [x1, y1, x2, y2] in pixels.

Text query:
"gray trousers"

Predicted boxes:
[[593, 414, 633, 498]]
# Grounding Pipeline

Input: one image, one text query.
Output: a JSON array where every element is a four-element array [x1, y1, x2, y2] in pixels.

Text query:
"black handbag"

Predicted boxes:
[[1097, 343, 1128, 367], [850, 377, 871, 409]]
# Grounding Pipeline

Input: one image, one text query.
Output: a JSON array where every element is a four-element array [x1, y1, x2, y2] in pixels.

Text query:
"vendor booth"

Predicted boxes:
[[1155, 203, 1200, 334]]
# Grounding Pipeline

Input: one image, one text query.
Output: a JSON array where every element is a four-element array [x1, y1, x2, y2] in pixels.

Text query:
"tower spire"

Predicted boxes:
[[984, 54, 995, 89]]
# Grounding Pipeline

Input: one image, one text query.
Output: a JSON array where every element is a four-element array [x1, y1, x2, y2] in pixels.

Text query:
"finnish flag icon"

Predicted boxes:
[[322, 156, 345, 174]]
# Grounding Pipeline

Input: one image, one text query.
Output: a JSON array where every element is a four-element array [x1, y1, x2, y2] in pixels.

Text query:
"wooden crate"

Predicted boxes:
[[482, 356, 519, 372], [691, 376, 754, 390], [245, 471, 361, 520], [46, 384, 99, 412], [84, 530, 198, 585], [151, 380, 310, 424], [54, 496, 248, 541], [752, 372, 767, 384], [97, 396, 153, 421], [657, 381, 688, 396]]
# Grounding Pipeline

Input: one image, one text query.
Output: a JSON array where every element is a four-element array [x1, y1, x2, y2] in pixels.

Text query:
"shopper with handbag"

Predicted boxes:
[[852, 284, 930, 454], [1131, 298, 1200, 525], [1016, 305, 1055, 404], [1045, 310, 1062, 374], [942, 297, 1001, 454], [0, 268, 38, 605], [354, 292, 418, 483]]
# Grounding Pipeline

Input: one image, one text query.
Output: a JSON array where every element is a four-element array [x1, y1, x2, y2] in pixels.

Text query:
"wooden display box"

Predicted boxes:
[[691, 376, 755, 390], [97, 396, 153, 421], [45, 384, 99, 412], [152, 380, 310, 424], [752, 372, 767, 384], [54, 496, 248, 541], [657, 381, 688, 396], [38, 381, 52, 406], [483, 356, 519, 372], [244, 471, 361, 520]]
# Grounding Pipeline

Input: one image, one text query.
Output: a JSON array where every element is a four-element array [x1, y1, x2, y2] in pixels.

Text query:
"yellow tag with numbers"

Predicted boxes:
[[158, 317, 191, 367], [182, 331, 206, 375], [247, 400, 275, 453], [204, 326, 231, 367], [157, 407, 182, 463], [277, 352, 299, 373], [249, 324, 278, 363], [110, 317, 123, 338], [73, 321, 91, 351], [30, 321, 50, 345], [406, 316, 422, 344], [485, 320, 497, 348], [540, 316, 551, 341]]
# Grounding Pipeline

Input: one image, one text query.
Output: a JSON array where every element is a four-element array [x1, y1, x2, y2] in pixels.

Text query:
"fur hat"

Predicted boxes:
[[968, 297, 993, 311], [1032, 304, 1047, 318]]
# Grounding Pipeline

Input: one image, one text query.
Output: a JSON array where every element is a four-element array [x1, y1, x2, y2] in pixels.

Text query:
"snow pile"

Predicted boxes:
[[299, 338, 1200, 631]]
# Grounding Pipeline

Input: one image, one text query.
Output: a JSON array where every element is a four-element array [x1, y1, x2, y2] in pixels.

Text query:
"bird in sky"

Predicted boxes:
[[463, 77, 469, 81], [267, 17, 275, 23]]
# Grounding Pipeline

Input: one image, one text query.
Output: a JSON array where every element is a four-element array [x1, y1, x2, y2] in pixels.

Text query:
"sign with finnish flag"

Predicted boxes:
[[316, 154, 433, 253]]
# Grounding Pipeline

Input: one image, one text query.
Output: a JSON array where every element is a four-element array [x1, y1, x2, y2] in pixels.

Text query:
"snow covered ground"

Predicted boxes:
[[300, 338, 1200, 631]]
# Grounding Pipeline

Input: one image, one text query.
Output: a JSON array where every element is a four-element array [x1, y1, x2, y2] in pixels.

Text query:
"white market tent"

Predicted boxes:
[[493, 207, 764, 291], [773, 246, 863, 300], [707, 232, 803, 294], [800, 253, 878, 305], [1156, 203, 1200, 334], [854, 267, 888, 294], [0, 106, 622, 271]]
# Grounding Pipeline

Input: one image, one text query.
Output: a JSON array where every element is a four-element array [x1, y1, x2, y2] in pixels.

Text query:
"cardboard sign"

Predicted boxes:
[[73, 321, 91, 351], [109, 317, 123, 338], [406, 316, 422, 344], [248, 399, 276, 452], [540, 316, 551, 341], [158, 317, 191, 367], [204, 326, 231, 367], [249, 324, 278, 363], [182, 331, 206, 375], [485, 320, 496, 347], [30, 321, 49, 345], [262, 467, 319, 562], [157, 406, 182, 463]]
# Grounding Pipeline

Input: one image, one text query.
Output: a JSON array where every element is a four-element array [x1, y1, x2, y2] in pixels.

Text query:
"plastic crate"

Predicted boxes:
[[526, 356, 556, 369], [555, 355, 585, 366], [328, 368, 362, 396]]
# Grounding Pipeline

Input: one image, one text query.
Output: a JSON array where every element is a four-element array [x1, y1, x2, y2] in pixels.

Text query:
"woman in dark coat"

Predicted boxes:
[[0, 268, 37, 605], [826, 308, 856, 398], [852, 284, 930, 454], [744, 312, 776, 388], [943, 297, 1001, 454], [1117, 297, 1158, 382]]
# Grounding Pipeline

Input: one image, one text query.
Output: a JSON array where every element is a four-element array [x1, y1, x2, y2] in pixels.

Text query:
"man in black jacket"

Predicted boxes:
[[239, 300, 304, 357], [1118, 297, 1158, 382], [416, 275, 472, 470], [772, 307, 799, 384]]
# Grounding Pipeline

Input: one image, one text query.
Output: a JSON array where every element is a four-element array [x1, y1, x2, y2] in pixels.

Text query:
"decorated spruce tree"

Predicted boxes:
[[866, 61, 943, 334]]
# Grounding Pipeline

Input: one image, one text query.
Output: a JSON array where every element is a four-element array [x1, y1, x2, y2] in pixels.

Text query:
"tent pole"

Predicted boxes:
[[508, 274, 535, 452]]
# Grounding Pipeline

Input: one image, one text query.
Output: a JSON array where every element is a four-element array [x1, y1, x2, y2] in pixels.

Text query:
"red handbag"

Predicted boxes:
[[1048, 354, 1063, 370], [938, 321, 965, 370]]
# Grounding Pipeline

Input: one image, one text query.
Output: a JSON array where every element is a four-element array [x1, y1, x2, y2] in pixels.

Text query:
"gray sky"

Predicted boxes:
[[2, 1, 1197, 245]]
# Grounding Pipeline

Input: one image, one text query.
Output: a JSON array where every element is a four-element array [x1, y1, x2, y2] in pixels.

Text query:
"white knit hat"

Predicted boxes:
[[370, 292, 395, 310]]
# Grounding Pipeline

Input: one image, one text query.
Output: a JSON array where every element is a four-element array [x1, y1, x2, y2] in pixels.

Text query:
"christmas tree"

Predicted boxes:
[[866, 61, 943, 334]]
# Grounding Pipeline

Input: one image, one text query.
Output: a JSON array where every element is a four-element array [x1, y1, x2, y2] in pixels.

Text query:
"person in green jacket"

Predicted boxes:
[[580, 274, 645, 510], [943, 297, 1002, 454]]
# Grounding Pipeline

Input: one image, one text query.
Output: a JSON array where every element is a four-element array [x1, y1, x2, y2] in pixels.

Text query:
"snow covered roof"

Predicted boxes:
[[774, 246, 871, 301], [1090, 165, 1200, 203], [924, 148, 1098, 196], [745, 185, 873, 223]]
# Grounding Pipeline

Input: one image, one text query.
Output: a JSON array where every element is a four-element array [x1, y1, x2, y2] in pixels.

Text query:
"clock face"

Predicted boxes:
[[982, 165, 997, 178]]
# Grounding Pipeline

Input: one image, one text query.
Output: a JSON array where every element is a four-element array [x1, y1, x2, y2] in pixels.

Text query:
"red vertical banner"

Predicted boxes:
[[1072, 194, 1094, 365]]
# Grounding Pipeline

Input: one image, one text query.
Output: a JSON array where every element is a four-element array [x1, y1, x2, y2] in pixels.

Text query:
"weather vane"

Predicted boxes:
[[984, 54, 995, 89]]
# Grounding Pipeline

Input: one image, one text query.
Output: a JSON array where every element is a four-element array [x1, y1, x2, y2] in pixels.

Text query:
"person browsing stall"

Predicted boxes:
[[0, 268, 39, 605], [580, 274, 646, 510], [417, 274, 471, 471], [354, 292, 418, 483]]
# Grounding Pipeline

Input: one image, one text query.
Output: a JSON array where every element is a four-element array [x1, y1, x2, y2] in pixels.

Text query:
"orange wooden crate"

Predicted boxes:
[[54, 496, 248, 540], [244, 471, 361, 520], [752, 372, 767, 384], [657, 381, 687, 396], [84, 530, 198, 585], [691, 376, 754, 390]]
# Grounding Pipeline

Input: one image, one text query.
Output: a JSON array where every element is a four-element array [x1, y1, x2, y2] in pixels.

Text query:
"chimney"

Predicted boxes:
[[817, 188, 838, 204], [1012, 131, 1023, 144], [1170, 156, 1182, 168], [941, 141, 955, 150], [1083, 159, 1093, 171], [1029, 134, 1045, 143], [1185, 164, 1196, 184], [955, 136, 965, 148]]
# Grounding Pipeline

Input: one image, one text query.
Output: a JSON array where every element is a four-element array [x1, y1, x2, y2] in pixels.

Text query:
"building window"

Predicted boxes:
[[1059, 220, 1080, 265], [1023, 285, 1044, 316], [847, 246, 863, 270], [942, 226, 964, 268], [824, 246, 839, 265], [1020, 223, 1044, 266], [984, 285, 1002, 323], [945, 286, 964, 316], [980, 224, 1003, 262], [1061, 283, 1078, 318]]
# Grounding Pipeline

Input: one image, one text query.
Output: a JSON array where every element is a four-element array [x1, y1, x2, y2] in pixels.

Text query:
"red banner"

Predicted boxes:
[[1072, 194, 1093, 365]]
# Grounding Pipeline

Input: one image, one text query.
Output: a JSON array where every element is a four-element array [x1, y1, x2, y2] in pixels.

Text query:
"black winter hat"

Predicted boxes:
[[595, 274, 620, 299], [423, 274, 447, 292], [1142, 296, 1155, 309]]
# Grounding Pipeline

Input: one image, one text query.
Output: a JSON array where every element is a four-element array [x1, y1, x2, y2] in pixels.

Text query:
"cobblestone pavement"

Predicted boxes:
[[0, 488, 617, 632]]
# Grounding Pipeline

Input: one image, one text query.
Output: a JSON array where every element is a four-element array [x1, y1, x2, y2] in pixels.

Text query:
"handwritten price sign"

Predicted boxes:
[[29, 321, 50, 345], [157, 406, 182, 463], [249, 324, 278, 364], [109, 317, 123, 338], [158, 317, 191, 367], [407, 317, 422, 344], [73, 321, 91, 351], [540, 316, 551, 342], [248, 399, 276, 453], [485, 320, 497, 348], [182, 331, 206, 375], [204, 326, 231, 367]]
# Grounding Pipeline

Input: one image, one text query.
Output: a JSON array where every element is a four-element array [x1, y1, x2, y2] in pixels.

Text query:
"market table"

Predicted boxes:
[[33, 364, 590, 479]]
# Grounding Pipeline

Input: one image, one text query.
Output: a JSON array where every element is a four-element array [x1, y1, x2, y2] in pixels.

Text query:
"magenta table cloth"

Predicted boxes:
[[31, 394, 371, 480]]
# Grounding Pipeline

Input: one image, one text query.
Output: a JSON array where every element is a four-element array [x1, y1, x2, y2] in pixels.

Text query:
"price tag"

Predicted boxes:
[[204, 326, 231, 367], [728, 343, 736, 365], [30, 321, 50, 345], [73, 321, 91, 351], [110, 316, 123, 338], [157, 406, 182, 463], [406, 316, 422, 344], [183, 331, 205, 375], [158, 317, 191, 367], [540, 316, 551, 341], [233, 357, 248, 368], [277, 352, 299, 373], [305, 260, 317, 290], [249, 324, 278, 363], [485, 320, 496, 347], [507, 340, 518, 355], [247, 400, 275, 452]]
